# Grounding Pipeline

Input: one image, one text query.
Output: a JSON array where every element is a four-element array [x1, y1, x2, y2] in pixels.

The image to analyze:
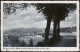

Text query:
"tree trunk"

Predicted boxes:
[[53, 19, 57, 37], [44, 17, 52, 42], [53, 19, 60, 37], [57, 21, 60, 37]]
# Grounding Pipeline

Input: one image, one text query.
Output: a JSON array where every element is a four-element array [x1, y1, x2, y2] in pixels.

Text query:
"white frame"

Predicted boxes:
[[1, 1, 79, 51]]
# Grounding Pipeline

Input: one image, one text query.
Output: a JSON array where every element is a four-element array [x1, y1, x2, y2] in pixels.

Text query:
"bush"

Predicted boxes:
[[3, 35, 27, 47], [3, 35, 9, 46], [36, 41, 43, 47], [28, 38, 33, 47], [19, 40, 27, 47]]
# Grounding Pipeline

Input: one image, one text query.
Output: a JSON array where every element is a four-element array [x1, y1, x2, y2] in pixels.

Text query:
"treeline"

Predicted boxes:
[[60, 26, 76, 32]]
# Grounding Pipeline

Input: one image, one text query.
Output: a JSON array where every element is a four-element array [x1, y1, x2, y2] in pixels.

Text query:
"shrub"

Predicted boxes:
[[28, 38, 33, 47], [3, 35, 27, 47], [36, 41, 43, 47]]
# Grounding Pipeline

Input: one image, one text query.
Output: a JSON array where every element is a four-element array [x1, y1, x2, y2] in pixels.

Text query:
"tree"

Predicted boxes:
[[3, 3, 76, 46], [3, 3, 28, 46], [36, 4, 54, 43], [3, 3, 28, 18], [36, 3, 76, 45], [53, 4, 76, 38]]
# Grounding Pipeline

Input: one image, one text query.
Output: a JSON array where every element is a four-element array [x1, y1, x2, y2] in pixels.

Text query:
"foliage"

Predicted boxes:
[[35, 3, 76, 43], [3, 35, 27, 47], [3, 3, 28, 18], [36, 41, 43, 47], [3, 3, 76, 46], [36, 3, 76, 21], [28, 38, 33, 47]]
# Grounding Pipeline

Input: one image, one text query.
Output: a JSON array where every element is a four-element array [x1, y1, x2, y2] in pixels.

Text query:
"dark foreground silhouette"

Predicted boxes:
[[36, 35, 76, 47]]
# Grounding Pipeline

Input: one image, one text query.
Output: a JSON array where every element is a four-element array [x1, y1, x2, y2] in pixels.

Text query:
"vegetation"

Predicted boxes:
[[3, 3, 76, 46], [28, 38, 33, 47], [3, 35, 27, 47], [3, 3, 27, 18], [36, 4, 76, 45]]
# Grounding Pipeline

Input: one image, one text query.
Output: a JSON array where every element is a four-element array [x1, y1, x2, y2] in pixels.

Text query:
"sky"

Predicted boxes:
[[3, 5, 77, 30]]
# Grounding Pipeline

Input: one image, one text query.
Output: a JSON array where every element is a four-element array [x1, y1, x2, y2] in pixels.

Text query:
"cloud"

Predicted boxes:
[[63, 10, 77, 24], [3, 5, 77, 30], [3, 5, 45, 30], [60, 22, 72, 27], [60, 10, 77, 27], [24, 16, 30, 20]]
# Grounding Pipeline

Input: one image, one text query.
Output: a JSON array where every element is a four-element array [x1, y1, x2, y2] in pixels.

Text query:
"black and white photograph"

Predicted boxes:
[[1, 1, 79, 51]]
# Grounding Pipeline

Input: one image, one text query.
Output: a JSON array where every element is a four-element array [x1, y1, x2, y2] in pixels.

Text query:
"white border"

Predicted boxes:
[[1, 1, 79, 51]]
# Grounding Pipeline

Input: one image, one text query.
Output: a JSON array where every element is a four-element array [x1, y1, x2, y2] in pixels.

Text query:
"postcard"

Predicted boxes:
[[1, 1, 79, 51]]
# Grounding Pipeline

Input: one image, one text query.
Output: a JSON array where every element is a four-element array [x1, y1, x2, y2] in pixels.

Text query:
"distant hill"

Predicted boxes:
[[4, 27, 45, 33], [4, 26, 76, 34]]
